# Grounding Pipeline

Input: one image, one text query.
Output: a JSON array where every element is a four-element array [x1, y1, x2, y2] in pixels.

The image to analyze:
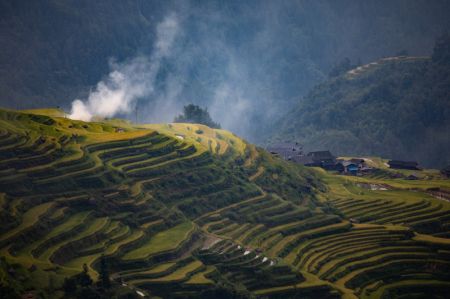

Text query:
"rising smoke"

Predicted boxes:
[[67, 4, 278, 139], [69, 13, 179, 121], [67, 1, 450, 144]]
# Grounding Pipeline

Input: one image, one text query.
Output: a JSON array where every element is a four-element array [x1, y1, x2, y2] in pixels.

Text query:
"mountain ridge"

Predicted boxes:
[[271, 54, 450, 168]]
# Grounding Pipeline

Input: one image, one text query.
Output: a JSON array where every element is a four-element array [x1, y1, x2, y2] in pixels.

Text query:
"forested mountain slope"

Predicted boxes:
[[1, 0, 450, 139], [272, 36, 450, 168]]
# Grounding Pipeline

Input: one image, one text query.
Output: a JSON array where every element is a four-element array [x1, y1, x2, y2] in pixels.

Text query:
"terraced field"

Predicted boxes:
[[320, 166, 450, 238], [0, 108, 449, 298]]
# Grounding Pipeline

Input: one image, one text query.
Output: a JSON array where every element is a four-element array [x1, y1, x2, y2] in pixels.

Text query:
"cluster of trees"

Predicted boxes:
[[274, 34, 450, 168], [3, 0, 450, 134], [61, 257, 131, 299], [174, 104, 221, 129], [328, 57, 361, 78], [432, 32, 450, 65]]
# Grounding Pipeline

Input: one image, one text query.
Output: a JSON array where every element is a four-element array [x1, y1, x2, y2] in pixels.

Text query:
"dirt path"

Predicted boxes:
[[249, 166, 264, 182]]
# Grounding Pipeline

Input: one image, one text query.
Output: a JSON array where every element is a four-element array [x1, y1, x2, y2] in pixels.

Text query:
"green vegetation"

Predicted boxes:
[[0, 107, 449, 298], [0, 202, 54, 243], [273, 35, 450, 168], [3, 1, 449, 146], [147, 260, 203, 282], [185, 266, 215, 285], [122, 222, 194, 260], [174, 104, 221, 129]]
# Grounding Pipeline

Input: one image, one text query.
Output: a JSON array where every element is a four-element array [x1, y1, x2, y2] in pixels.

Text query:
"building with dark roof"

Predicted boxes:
[[335, 158, 370, 175], [349, 158, 365, 165], [267, 145, 342, 171], [306, 151, 336, 169]]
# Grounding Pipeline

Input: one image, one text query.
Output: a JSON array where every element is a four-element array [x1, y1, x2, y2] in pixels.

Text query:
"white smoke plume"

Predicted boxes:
[[69, 13, 179, 121]]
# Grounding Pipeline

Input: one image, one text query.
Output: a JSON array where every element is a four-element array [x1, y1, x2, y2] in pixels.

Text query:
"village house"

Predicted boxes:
[[267, 144, 375, 175], [335, 158, 371, 175], [339, 161, 359, 175], [267, 144, 340, 170], [306, 151, 336, 170]]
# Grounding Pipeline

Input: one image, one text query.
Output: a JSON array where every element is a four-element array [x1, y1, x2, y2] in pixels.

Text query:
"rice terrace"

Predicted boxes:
[[1, 1, 450, 299], [0, 107, 449, 298]]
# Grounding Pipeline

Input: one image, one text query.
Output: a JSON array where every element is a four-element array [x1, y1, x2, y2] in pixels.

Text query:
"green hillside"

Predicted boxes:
[[272, 37, 450, 168], [1, 108, 450, 299]]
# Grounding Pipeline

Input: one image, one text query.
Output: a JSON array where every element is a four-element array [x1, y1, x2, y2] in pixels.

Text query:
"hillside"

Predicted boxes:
[[272, 51, 450, 168], [1, 108, 450, 299], [2, 1, 450, 139], [0, 108, 326, 298]]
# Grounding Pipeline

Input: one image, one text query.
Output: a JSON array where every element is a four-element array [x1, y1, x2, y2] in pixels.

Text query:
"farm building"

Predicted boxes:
[[306, 151, 336, 169], [267, 146, 340, 170], [267, 145, 359, 172], [388, 160, 419, 170], [349, 158, 365, 165], [336, 158, 371, 175], [341, 161, 359, 175]]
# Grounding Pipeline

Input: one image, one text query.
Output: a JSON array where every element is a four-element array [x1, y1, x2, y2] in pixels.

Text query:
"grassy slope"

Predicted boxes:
[[0, 108, 323, 298], [1, 107, 449, 299], [307, 159, 450, 298], [122, 222, 194, 260]]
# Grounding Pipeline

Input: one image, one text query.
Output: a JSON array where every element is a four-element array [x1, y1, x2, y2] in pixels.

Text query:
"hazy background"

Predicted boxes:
[[1, 0, 450, 143]]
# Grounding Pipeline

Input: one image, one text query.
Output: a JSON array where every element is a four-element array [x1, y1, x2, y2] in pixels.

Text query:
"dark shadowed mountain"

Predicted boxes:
[[271, 35, 450, 168], [1, 0, 450, 139]]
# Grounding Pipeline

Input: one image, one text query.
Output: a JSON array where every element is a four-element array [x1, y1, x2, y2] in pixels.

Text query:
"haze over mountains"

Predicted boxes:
[[273, 42, 450, 168], [2, 2, 450, 298], [1, 0, 450, 141]]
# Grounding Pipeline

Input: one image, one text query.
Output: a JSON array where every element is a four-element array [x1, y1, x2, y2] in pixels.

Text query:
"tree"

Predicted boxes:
[[432, 32, 450, 64], [78, 263, 93, 287], [396, 49, 409, 56], [174, 104, 221, 129], [99, 255, 110, 289], [329, 57, 353, 77], [63, 277, 77, 294], [0, 285, 20, 299]]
